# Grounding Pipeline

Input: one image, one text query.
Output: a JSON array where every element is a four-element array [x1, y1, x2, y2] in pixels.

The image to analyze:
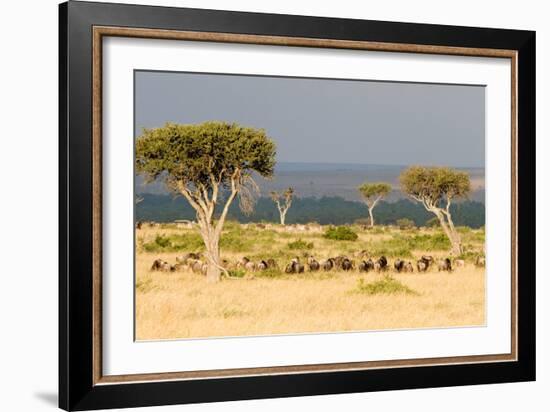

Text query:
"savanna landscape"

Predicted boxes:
[[136, 220, 485, 340], [134, 71, 486, 341]]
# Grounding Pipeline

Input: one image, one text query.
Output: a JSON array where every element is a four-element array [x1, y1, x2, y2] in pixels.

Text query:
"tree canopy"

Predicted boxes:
[[270, 187, 294, 203], [136, 121, 276, 192], [400, 166, 470, 208], [358, 182, 392, 200]]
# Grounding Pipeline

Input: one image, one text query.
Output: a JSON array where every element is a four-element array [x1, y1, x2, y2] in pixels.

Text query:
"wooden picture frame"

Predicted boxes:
[[59, 1, 535, 410]]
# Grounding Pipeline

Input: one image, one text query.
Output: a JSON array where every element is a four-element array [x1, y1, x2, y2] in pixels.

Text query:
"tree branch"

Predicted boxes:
[[177, 182, 203, 214], [214, 169, 240, 237], [283, 198, 293, 214]]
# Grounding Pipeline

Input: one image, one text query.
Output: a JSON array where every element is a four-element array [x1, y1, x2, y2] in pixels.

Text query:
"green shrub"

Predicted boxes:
[[167, 233, 204, 250], [288, 239, 314, 250], [219, 232, 253, 252], [142, 233, 204, 252], [324, 226, 358, 241], [369, 237, 412, 258], [396, 218, 415, 230], [407, 233, 450, 251], [365, 232, 449, 257], [461, 229, 486, 243], [155, 234, 170, 248], [355, 276, 417, 295], [227, 269, 246, 278]]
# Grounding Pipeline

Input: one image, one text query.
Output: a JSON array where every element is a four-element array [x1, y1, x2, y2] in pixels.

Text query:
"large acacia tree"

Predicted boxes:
[[270, 187, 294, 225], [136, 121, 276, 282], [400, 166, 471, 255], [357, 182, 392, 227]]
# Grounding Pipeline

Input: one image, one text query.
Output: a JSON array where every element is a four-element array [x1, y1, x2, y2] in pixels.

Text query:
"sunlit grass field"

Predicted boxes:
[[135, 222, 485, 340]]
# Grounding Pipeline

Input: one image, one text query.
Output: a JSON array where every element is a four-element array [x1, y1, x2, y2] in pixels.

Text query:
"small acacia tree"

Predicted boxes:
[[270, 187, 294, 225], [357, 182, 392, 227], [400, 166, 470, 255], [136, 121, 276, 282]]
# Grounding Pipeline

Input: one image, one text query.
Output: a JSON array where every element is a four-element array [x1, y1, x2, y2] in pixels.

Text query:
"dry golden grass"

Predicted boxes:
[[135, 224, 485, 340]]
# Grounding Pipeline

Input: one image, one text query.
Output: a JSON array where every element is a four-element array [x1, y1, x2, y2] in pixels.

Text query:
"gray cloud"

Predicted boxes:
[[135, 71, 485, 168]]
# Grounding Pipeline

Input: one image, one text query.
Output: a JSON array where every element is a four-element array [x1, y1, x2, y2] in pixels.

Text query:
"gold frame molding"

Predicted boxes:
[[92, 26, 518, 386]]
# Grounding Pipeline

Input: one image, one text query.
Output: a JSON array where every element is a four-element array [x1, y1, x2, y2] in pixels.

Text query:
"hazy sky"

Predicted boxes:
[[135, 70, 485, 168]]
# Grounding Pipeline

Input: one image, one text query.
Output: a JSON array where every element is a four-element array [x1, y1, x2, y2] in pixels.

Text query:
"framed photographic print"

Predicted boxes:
[[59, 1, 535, 410]]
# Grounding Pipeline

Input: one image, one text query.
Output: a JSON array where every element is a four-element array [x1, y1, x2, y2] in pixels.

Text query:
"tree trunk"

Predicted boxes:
[[204, 234, 221, 283], [197, 221, 222, 283], [280, 210, 286, 225], [368, 207, 375, 228], [435, 211, 462, 255]]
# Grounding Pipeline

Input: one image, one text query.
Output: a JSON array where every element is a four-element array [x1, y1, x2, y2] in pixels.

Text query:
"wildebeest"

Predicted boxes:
[[475, 256, 486, 268], [341, 258, 353, 271], [150, 259, 164, 271], [320, 258, 335, 271], [421, 255, 434, 265], [285, 257, 304, 274], [136, 221, 143, 230], [307, 256, 320, 272], [244, 261, 257, 272], [257, 260, 269, 271], [437, 258, 452, 272], [151, 258, 174, 272], [376, 256, 388, 272], [237, 257, 250, 269], [394, 259, 405, 273], [176, 252, 201, 265], [333, 256, 346, 270], [358, 258, 375, 273], [404, 262, 414, 273], [417, 255, 434, 272], [172, 263, 188, 272], [266, 258, 278, 270], [192, 260, 206, 274]]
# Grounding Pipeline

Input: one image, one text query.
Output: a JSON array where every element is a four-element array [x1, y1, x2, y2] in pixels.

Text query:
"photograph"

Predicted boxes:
[[134, 70, 487, 340]]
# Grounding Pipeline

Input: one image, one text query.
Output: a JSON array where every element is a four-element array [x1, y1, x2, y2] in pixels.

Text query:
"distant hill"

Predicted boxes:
[[136, 162, 485, 203], [136, 193, 485, 228]]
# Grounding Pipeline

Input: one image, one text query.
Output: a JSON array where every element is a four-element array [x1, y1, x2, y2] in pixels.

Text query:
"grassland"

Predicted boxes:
[[135, 222, 485, 340]]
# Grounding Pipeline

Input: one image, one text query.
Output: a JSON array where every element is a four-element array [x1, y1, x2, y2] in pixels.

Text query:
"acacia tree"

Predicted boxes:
[[136, 121, 276, 282], [270, 187, 294, 225], [400, 166, 470, 255], [357, 182, 392, 227]]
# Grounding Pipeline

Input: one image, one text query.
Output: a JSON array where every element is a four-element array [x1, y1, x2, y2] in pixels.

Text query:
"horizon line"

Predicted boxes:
[[275, 160, 485, 169]]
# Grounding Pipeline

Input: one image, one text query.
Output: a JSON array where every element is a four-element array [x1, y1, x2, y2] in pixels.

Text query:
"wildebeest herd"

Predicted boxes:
[[150, 252, 486, 275]]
